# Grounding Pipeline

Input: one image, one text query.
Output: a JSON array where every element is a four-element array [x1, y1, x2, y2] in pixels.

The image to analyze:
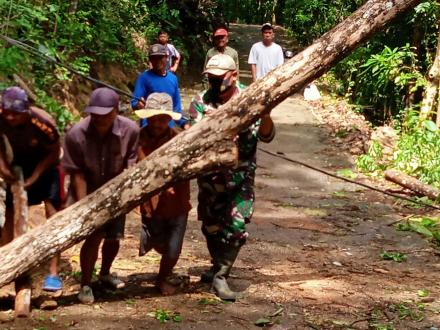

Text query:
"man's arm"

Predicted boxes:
[[131, 74, 146, 110], [71, 172, 87, 201], [170, 56, 180, 73], [258, 114, 275, 143], [250, 64, 257, 82], [126, 127, 140, 167], [0, 135, 15, 182], [170, 47, 181, 73], [173, 79, 188, 128], [24, 141, 60, 188], [277, 45, 285, 66], [248, 45, 257, 82], [233, 50, 239, 73], [203, 52, 210, 71]]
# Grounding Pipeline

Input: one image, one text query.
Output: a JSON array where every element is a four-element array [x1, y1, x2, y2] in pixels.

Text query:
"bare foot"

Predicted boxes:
[[156, 279, 178, 296]]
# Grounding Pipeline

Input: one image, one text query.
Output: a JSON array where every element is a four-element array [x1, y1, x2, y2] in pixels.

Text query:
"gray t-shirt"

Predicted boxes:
[[204, 46, 239, 72], [248, 41, 284, 79]]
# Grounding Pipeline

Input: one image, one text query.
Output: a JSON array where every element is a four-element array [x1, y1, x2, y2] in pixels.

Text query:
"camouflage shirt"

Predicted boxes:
[[189, 83, 260, 241]]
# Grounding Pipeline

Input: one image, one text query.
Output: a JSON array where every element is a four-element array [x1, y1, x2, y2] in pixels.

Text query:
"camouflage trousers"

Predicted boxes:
[[197, 170, 255, 242]]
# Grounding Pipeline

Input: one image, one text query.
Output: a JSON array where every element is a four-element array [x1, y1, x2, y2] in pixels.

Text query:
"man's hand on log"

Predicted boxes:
[[0, 160, 16, 183], [137, 97, 146, 110], [23, 173, 39, 189]]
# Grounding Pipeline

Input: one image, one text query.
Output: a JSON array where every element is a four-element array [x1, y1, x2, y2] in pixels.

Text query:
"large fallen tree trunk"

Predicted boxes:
[[0, 0, 421, 287], [385, 169, 440, 201]]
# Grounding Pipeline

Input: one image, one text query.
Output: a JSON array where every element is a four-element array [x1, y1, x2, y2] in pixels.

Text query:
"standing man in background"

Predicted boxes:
[[157, 30, 181, 73], [204, 26, 239, 73], [248, 23, 284, 82], [131, 44, 187, 129]]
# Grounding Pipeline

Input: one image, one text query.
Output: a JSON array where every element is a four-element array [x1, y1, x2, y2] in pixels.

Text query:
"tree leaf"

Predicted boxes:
[[423, 120, 437, 132], [255, 318, 272, 326]]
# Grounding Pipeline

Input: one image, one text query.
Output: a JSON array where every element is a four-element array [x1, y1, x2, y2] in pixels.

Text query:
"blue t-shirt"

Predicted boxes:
[[131, 70, 185, 127]]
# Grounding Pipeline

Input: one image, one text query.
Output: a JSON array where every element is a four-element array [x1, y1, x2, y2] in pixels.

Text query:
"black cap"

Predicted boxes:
[[149, 44, 168, 56], [261, 23, 273, 31]]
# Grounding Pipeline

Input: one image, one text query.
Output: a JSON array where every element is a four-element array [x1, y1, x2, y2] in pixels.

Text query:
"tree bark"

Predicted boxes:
[[437, 87, 440, 127], [0, 179, 5, 229], [11, 167, 28, 238], [68, 0, 79, 14], [419, 26, 440, 122], [385, 169, 440, 201], [0, 0, 422, 288]]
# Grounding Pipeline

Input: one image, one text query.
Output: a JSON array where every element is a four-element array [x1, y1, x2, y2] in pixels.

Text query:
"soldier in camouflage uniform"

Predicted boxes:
[[189, 54, 275, 300]]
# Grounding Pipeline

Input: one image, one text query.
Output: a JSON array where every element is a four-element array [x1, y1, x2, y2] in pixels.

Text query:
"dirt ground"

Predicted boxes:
[[2, 24, 440, 330]]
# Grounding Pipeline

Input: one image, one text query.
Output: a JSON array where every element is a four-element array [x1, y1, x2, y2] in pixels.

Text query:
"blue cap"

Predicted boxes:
[[1, 87, 29, 112]]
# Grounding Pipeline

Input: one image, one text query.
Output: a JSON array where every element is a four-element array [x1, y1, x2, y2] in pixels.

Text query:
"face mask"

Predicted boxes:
[[209, 76, 233, 94], [220, 77, 232, 92], [208, 77, 223, 93]]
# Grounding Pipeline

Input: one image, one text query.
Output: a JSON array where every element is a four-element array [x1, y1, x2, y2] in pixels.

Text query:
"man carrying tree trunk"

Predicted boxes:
[[189, 54, 275, 300], [62, 87, 139, 304], [135, 93, 191, 296], [0, 86, 63, 316]]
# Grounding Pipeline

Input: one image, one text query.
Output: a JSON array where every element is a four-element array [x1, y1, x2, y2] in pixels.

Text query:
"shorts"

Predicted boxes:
[[6, 166, 61, 209], [100, 216, 126, 240], [139, 214, 188, 259]]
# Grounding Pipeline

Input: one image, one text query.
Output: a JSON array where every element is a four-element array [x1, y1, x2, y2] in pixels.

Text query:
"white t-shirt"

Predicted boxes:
[[248, 42, 284, 79]]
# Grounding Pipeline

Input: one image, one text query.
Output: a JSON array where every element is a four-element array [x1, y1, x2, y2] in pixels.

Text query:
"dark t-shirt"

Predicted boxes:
[[0, 106, 59, 176], [62, 115, 139, 194]]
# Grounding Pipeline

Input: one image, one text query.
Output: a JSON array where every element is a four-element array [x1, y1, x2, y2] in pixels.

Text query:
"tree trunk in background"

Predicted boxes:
[[68, 0, 79, 14], [437, 90, 440, 127], [272, 0, 278, 24], [406, 17, 424, 107], [419, 27, 440, 122], [0, 0, 422, 288]]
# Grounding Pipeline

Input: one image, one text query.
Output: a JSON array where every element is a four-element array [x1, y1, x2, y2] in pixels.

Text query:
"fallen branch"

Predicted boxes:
[[384, 169, 440, 201]]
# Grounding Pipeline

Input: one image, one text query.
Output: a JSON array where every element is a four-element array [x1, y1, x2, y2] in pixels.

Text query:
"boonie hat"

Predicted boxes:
[[85, 87, 119, 115], [134, 93, 181, 121], [213, 28, 228, 37], [149, 44, 168, 56], [203, 54, 236, 76], [1, 86, 29, 113], [261, 22, 274, 31]]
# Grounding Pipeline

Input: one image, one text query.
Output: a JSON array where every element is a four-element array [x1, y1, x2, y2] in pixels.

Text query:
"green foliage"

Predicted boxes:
[[396, 216, 440, 245], [357, 114, 440, 190], [390, 302, 425, 321], [335, 169, 357, 179], [148, 309, 182, 323], [0, 0, 211, 130], [417, 289, 430, 298], [34, 89, 73, 132], [393, 122, 440, 189], [356, 44, 425, 119], [380, 251, 407, 262], [332, 1, 439, 123], [356, 140, 385, 174], [282, 0, 364, 45]]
